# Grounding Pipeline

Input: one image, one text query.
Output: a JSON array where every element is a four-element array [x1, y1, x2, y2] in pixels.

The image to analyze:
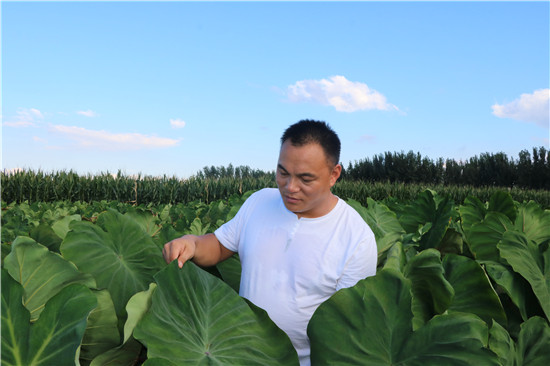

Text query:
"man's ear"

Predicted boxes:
[[330, 164, 342, 187]]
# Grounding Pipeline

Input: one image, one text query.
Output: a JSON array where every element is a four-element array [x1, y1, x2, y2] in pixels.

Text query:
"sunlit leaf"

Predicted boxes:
[[348, 198, 404, 254], [516, 316, 550, 365], [442, 254, 506, 326], [466, 212, 513, 262], [3, 236, 96, 321], [61, 209, 165, 319], [1, 270, 97, 366], [488, 320, 515, 366], [404, 249, 454, 330], [80, 289, 120, 365], [498, 231, 550, 320], [515, 201, 550, 245], [488, 191, 516, 223], [134, 261, 299, 365], [308, 268, 499, 365]]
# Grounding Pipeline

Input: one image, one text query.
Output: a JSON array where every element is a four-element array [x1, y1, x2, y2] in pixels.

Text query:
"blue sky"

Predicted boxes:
[[2, 0, 549, 178]]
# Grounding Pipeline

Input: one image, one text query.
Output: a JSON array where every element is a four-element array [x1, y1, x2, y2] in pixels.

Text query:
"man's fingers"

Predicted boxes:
[[177, 249, 193, 268], [162, 240, 182, 264], [163, 237, 196, 268]]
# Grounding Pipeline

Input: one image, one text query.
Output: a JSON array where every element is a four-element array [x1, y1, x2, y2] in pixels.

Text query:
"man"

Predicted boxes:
[[163, 120, 378, 365]]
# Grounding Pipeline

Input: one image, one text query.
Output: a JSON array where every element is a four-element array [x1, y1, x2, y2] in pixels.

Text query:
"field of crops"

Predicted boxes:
[[2, 186, 549, 365], [2, 169, 550, 208]]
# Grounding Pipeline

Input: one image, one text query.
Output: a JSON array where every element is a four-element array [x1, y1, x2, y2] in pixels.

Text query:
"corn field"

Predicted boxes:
[[2, 169, 549, 208]]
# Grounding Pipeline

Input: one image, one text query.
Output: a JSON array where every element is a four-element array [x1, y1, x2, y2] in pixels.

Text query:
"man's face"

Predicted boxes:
[[276, 140, 341, 218]]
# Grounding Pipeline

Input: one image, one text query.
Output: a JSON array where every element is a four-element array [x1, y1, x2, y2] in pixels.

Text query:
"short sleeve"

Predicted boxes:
[[214, 190, 262, 252], [336, 233, 378, 291]]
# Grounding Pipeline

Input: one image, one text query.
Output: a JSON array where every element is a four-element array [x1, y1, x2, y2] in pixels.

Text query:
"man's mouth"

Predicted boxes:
[[285, 195, 300, 204]]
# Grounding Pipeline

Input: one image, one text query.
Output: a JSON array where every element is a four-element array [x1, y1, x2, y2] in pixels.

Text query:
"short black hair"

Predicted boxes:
[[281, 119, 341, 166]]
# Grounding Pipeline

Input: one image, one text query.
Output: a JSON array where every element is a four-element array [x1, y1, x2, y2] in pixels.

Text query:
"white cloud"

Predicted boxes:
[[492, 88, 549, 128], [50, 125, 181, 150], [77, 110, 98, 117], [170, 118, 186, 129], [356, 134, 375, 143], [286, 75, 398, 113], [3, 108, 44, 127], [29, 108, 43, 118], [32, 136, 47, 143]]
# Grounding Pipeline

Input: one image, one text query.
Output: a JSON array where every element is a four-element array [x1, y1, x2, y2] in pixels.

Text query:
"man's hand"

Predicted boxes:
[[162, 233, 235, 268], [163, 235, 197, 268]]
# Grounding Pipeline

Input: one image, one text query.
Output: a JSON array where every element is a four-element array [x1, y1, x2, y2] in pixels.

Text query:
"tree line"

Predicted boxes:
[[341, 146, 549, 190], [194, 147, 549, 190]]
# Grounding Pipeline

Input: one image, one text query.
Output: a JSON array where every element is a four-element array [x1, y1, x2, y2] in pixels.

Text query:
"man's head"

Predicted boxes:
[[277, 120, 342, 218], [280, 119, 341, 167]]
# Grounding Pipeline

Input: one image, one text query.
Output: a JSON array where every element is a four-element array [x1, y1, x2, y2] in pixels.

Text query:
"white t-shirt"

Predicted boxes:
[[214, 188, 377, 365]]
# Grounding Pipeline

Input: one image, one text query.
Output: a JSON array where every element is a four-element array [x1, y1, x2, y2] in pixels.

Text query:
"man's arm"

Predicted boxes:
[[336, 236, 378, 291], [162, 233, 235, 268]]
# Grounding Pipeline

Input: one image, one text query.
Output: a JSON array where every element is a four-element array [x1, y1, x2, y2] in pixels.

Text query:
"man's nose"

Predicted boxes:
[[286, 177, 299, 192]]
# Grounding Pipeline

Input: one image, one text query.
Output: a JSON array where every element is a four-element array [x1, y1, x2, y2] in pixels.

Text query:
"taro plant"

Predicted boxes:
[[308, 190, 550, 365], [133, 261, 298, 365], [1, 190, 549, 365]]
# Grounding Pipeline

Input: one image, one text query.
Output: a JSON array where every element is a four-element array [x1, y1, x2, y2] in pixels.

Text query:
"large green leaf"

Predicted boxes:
[[459, 196, 487, 233], [515, 316, 550, 365], [124, 283, 156, 344], [483, 261, 543, 323], [134, 261, 299, 365], [442, 254, 506, 326], [215, 254, 242, 293], [515, 201, 550, 245], [459, 191, 515, 234], [460, 191, 519, 255], [142, 359, 178, 366], [404, 249, 454, 330], [498, 230, 550, 320], [61, 209, 165, 318], [488, 191, 517, 223], [29, 223, 62, 253], [152, 224, 181, 250], [308, 268, 499, 365], [438, 227, 464, 255], [347, 198, 405, 254], [124, 208, 161, 237], [1, 269, 30, 365], [90, 272, 156, 365], [399, 312, 498, 366], [466, 212, 514, 262], [382, 241, 406, 273], [80, 289, 121, 365], [89, 339, 144, 366], [51, 213, 82, 240], [3, 236, 96, 322], [309, 269, 412, 365], [489, 316, 550, 366], [397, 190, 438, 233], [488, 320, 515, 366], [397, 190, 455, 251], [1, 270, 97, 366]]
